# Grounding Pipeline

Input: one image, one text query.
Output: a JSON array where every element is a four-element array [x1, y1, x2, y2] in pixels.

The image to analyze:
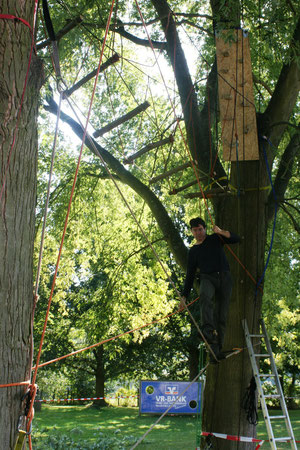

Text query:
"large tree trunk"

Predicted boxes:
[[93, 346, 107, 407], [201, 158, 268, 447], [0, 3, 42, 447]]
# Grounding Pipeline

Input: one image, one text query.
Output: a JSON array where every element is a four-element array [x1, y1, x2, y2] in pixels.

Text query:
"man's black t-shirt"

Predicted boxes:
[[182, 232, 240, 298]]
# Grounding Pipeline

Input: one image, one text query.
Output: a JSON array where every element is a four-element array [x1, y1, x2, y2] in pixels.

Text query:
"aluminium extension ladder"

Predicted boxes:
[[243, 319, 297, 449]]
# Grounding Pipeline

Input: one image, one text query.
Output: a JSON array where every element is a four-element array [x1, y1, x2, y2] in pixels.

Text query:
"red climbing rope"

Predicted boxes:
[[0, 381, 31, 388]]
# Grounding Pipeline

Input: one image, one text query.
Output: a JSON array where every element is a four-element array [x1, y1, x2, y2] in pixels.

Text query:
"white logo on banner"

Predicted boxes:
[[154, 384, 187, 409]]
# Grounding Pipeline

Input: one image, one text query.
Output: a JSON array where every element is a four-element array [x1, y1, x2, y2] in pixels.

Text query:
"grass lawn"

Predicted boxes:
[[32, 404, 300, 449]]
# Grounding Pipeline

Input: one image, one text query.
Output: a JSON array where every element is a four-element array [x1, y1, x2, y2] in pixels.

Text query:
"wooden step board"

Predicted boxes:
[[216, 29, 259, 161]]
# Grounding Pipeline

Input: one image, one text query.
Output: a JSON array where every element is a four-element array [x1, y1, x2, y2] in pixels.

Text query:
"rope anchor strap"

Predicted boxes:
[[14, 384, 36, 448], [14, 430, 27, 450], [0, 14, 32, 30]]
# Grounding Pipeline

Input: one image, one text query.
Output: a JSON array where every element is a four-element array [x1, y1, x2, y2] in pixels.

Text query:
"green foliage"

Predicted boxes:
[[112, 387, 137, 407], [32, 426, 138, 449], [263, 207, 300, 400], [35, 115, 186, 394], [36, 371, 70, 400]]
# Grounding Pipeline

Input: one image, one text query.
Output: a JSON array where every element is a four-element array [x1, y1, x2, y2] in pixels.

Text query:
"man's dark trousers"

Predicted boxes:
[[199, 271, 232, 348]]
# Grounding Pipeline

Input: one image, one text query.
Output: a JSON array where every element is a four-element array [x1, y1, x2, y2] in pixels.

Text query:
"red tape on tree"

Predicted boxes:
[[0, 14, 32, 30]]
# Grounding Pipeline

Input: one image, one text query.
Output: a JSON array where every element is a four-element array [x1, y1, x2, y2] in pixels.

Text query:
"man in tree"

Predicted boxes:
[[180, 218, 240, 361]]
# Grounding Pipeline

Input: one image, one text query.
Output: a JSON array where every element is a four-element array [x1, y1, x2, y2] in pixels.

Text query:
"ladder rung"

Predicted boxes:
[[264, 394, 280, 398], [243, 320, 296, 448], [259, 374, 275, 377], [273, 437, 291, 442]]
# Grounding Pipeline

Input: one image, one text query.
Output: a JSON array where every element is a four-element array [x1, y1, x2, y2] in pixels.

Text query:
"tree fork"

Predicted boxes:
[[36, 15, 84, 50]]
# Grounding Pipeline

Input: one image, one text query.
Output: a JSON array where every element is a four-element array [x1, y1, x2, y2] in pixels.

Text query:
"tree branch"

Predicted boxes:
[[280, 204, 300, 233], [83, 20, 167, 50], [284, 200, 300, 214], [106, 237, 167, 293], [150, 0, 226, 183], [44, 97, 188, 270], [80, 169, 120, 182], [263, 16, 300, 147], [267, 128, 300, 222], [270, 121, 300, 131], [252, 74, 273, 96], [111, 12, 212, 27], [174, 20, 213, 36], [115, 26, 167, 50]]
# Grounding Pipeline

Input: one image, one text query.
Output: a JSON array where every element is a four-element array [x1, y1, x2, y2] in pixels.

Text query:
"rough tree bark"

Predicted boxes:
[[0, 2, 43, 447]]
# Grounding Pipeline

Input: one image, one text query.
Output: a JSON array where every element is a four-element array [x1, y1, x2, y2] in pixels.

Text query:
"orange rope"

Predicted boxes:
[[0, 381, 31, 388], [32, 296, 200, 370]]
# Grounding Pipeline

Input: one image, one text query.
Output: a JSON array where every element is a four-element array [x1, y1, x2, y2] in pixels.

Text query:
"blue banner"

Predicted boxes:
[[140, 380, 201, 414]]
